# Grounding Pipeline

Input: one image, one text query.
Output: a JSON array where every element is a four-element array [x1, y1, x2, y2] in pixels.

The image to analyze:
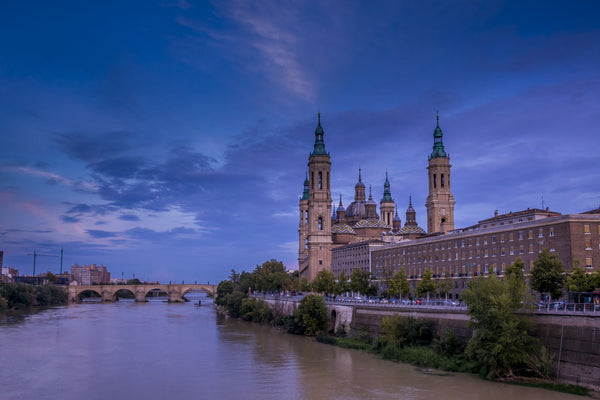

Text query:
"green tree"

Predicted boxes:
[[565, 261, 593, 293], [591, 270, 600, 290], [437, 277, 454, 299], [312, 270, 336, 295], [350, 269, 371, 295], [335, 271, 349, 296], [216, 280, 234, 306], [416, 269, 436, 299], [530, 248, 565, 300], [253, 259, 288, 293], [387, 270, 407, 299], [505, 257, 531, 310], [297, 276, 311, 292], [45, 272, 57, 284], [294, 294, 329, 336], [462, 275, 551, 379]]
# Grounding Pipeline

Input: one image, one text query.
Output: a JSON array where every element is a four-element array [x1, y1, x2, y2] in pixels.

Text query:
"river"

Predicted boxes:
[[0, 293, 583, 400]]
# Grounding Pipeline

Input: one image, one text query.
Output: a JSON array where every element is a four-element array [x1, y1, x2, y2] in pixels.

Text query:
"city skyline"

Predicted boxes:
[[1, 1, 599, 282]]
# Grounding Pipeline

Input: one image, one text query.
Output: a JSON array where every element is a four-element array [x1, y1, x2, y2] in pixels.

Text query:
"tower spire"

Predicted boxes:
[[430, 112, 447, 159], [311, 113, 327, 156]]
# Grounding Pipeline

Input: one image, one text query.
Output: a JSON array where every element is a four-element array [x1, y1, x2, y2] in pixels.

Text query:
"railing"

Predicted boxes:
[[253, 293, 600, 315]]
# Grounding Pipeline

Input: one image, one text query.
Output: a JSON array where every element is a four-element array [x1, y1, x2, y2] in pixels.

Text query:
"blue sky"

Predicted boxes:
[[1, 1, 599, 283]]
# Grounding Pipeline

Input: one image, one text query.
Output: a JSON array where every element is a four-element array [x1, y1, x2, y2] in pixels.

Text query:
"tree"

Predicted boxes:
[[312, 270, 336, 295], [335, 271, 349, 296], [530, 248, 565, 300], [462, 275, 551, 379], [297, 276, 311, 292], [505, 257, 532, 310], [437, 277, 454, 299], [566, 261, 594, 293], [350, 269, 371, 295], [294, 294, 329, 336], [387, 269, 410, 299], [416, 268, 436, 299], [216, 280, 234, 306], [253, 259, 288, 293], [45, 272, 57, 284]]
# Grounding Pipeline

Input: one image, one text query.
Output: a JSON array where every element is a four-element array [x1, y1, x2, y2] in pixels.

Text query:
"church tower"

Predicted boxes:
[[299, 113, 332, 281], [425, 114, 455, 234], [298, 172, 309, 269], [380, 171, 395, 227]]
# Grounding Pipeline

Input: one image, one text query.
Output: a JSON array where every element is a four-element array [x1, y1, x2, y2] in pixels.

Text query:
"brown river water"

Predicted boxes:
[[0, 293, 584, 400]]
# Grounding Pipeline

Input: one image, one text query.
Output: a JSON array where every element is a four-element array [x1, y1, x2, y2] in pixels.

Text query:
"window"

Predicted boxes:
[[529, 243, 534, 253], [585, 257, 593, 268], [305, 210, 309, 224], [501, 247, 506, 256], [318, 217, 323, 230], [305, 238, 308, 249], [519, 245, 524, 255], [538, 228, 544, 238], [318, 171, 323, 189], [585, 239, 592, 250], [319, 259, 323, 265], [518, 231, 523, 240], [476, 238, 480, 245], [500, 234, 505, 243], [509, 233, 514, 242], [584, 225, 591, 234], [441, 173, 445, 188], [528, 230, 533, 239], [484, 249, 488, 258], [492, 236, 497, 244], [509, 247, 514, 255], [492, 248, 497, 257], [484, 238, 488, 245], [549, 227, 555, 237]]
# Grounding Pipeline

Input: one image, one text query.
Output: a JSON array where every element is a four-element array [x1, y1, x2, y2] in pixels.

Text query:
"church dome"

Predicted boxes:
[[345, 201, 366, 219]]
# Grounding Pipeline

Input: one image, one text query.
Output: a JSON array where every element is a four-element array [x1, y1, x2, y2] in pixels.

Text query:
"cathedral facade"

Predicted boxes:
[[298, 114, 454, 281]]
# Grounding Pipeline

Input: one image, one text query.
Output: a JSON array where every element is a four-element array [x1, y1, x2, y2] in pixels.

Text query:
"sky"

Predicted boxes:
[[1, 0, 599, 283]]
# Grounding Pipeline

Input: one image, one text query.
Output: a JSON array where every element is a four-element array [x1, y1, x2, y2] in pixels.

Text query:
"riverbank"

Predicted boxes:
[[0, 283, 67, 311]]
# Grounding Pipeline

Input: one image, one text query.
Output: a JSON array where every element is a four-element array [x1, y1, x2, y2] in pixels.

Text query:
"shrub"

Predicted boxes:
[[294, 294, 329, 336]]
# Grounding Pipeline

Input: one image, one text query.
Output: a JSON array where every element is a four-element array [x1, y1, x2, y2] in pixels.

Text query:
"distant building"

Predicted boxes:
[[1, 266, 19, 283], [332, 239, 385, 278], [70, 264, 111, 285]]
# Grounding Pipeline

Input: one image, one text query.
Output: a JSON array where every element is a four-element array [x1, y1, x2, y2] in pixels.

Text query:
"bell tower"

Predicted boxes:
[[380, 171, 395, 227], [299, 113, 332, 281], [425, 114, 455, 234]]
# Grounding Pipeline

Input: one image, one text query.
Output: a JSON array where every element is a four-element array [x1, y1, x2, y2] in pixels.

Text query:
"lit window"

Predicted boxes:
[[519, 246, 524, 255], [585, 257, 593, 268], [529, 244, 534, 253], [500, 234, 505, 243], [501, 248, 505, 256], [584, 225, 591, 234], [528, 230, 533, 239], [549, 227, 555, 237], [509, 247, 514, 255], [585, 239, 592, 250], [484, 249, 488, 258], [509, 233, 514, 241], [538, 228, 544, 238]]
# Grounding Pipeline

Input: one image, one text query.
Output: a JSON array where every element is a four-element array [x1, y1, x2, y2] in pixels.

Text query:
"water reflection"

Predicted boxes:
[[0, 295, 583, 400]]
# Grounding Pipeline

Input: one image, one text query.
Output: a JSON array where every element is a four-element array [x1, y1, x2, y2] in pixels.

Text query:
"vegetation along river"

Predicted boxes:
[[0, 293, 584, 400]]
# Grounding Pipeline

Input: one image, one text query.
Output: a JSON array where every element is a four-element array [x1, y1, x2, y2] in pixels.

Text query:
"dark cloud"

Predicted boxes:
[[54, 131, 138, 162], [118, 213, 141, 221], [61, 215, 80, 223], [86, 229, 118, 238]]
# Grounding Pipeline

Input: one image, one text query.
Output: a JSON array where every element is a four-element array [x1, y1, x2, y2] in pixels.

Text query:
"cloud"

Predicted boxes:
[[118, 213, 141, 221], [86, 229, 118, 238], [54, 131, 138, 163]]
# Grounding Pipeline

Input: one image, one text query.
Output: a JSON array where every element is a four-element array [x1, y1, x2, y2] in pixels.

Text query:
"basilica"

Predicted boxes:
[[298, 114, 456, 281]]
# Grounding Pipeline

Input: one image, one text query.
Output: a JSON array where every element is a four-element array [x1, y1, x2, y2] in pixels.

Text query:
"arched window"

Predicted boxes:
[[433, 174, 437, 188], [441, 174, 445, 188], [318, 217, 323, 230], [305, 210, 308, 224], [318, 171, 323, 189]]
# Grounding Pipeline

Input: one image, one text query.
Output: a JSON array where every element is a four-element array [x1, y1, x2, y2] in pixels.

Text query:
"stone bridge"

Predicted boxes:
[[67, 284, 217, 303]]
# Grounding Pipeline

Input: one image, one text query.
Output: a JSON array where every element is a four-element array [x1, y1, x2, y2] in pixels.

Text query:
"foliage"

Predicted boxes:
[[462, 274, 552, 379], [226, 291, 247, 318], [378, 315, 434, 348], [311, 270, 336, 295], [530, 248, 565, 300], [565, 261, 594, 293], [127, 278, 142, 285], [505, 258, 533, 311], [386, 268, 410, 299], [252, 259, 289, 293], [335, 271, 349, 295], [240, 298, 274, 323], [293, 294, 329, 336], [349, 269, 372, 295], [416, 268, 436, 298], [0, 283, 67, 308], [297, 277, 311, 292], [45, 272, 58, 284], [216, 280, 234, 306], [434, 329, 464, 358], [437, 277, 454, 298]]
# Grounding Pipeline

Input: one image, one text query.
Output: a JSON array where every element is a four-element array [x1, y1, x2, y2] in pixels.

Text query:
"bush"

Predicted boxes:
[[434, 329, 464, 358], [294, 294, 329, 336], [379, 315, 434, 348]]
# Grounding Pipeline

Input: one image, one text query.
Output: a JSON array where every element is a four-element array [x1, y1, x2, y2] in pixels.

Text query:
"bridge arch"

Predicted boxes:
[[78, 289, 102, 302], [113, 288, 136, 301]]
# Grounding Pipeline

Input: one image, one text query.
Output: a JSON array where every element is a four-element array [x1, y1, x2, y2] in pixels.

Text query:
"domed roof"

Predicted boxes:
[[355, 168, 365, 188], [401, 226, 426, 234], [353, 219, 391, 229], [345, 201, 366, 218], [332, 224, 355, 233]]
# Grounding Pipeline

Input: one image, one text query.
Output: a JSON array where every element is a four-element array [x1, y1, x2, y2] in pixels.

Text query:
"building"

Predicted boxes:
[[298, 113, 600, 287], [70, 264, 111, 285], [371, 208, 600, 298], [299, 114, 446, 281]]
